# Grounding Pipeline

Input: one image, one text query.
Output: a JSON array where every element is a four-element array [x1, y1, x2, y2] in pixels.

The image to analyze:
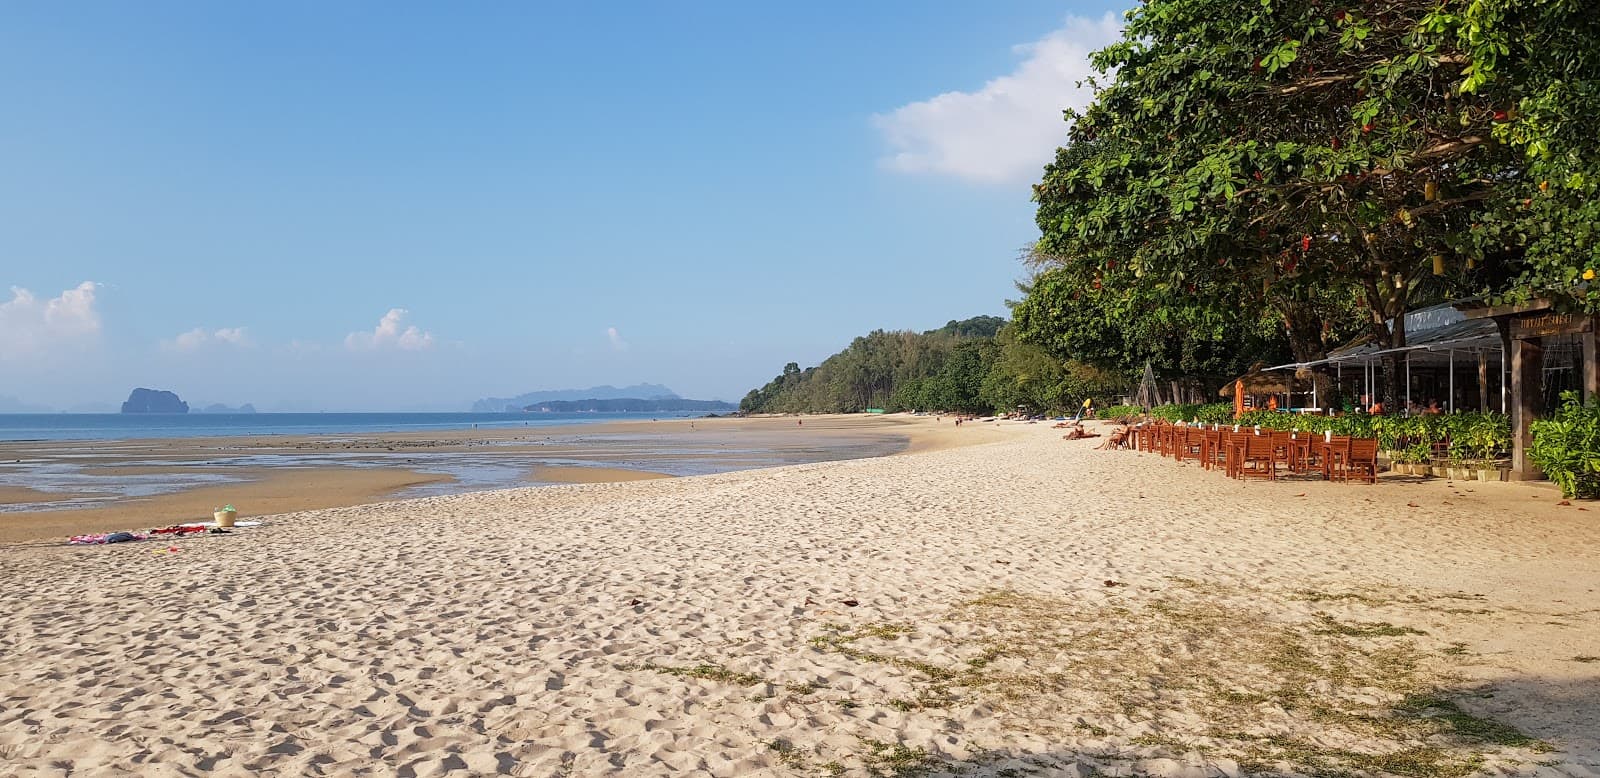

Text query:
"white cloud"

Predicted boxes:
[[0, 281, 102, 359], [607, 326, 628, 352], [345, 308, 436, 351], [872, 13, 1123, 185], [214, 327, 247, 345], [163, 326, 251, 352]]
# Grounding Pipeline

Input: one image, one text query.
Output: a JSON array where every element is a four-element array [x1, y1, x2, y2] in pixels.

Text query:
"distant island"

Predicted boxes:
[[193, 403, 257, 414], [473, 384, 679, 413], [121, 388, 189, 414], [524, 398, 734, 413]]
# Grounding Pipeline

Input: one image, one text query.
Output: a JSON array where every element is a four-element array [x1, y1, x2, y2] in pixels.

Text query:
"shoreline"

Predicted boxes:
[[0, 414, 1010, 544]]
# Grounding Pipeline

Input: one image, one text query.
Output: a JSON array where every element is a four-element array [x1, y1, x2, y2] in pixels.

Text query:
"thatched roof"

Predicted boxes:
[[1218, 365, 1292, 397]]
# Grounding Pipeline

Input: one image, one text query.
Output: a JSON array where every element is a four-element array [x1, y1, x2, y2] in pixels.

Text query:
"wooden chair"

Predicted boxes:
[[1344, 438, 1379, 483], [1180, 428, 1206, 463], [1236, 434, 1277, 480], [1268, 431, 1295, 474]]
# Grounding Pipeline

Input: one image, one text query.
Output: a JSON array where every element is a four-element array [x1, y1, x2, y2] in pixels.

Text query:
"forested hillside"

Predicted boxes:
[[741, 315, 1128, 415]]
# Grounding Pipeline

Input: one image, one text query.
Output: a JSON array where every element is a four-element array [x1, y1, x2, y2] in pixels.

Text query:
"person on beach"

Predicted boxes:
[[1097, 426, 1130, 449], [1062, 424, 1100, 441]]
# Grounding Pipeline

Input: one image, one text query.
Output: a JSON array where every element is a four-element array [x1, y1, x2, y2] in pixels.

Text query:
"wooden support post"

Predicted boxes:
[[1511, 336, 1543, 480], [1584, 326, 1599, 403], [1477, 350, 1489, 411]]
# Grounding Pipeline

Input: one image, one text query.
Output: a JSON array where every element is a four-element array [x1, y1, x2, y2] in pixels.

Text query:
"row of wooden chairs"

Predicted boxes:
[[1124, 421, 1378, 483]]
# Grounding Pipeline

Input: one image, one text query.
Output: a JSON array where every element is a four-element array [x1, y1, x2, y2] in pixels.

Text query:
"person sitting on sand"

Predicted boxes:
[[1061, 424, 1101, 441]]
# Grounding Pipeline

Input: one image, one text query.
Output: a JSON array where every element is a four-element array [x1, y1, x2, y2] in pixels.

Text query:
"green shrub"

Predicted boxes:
[[1530, 392, 1600, 498], [1151, 403, 1234, 424], [1098, 404, 1144, 423]]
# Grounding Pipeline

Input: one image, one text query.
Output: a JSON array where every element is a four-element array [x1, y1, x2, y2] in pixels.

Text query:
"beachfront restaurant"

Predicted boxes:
[[1256, 300, 1600, 479]]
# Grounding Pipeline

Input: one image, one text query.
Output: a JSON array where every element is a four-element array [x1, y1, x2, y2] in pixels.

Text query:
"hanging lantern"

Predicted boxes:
[[1424, 181, 1438, 201], [1432, 254, 1446, 275]]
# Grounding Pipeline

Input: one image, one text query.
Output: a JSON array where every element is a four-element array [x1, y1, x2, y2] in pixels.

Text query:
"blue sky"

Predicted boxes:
[[0, 2, 1125, 411]]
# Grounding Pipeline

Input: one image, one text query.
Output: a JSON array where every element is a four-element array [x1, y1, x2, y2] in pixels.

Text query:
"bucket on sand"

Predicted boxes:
[[214, 504, 238, 528]]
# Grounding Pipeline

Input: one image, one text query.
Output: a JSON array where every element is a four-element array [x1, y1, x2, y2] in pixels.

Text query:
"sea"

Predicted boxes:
[[0, 411, 706, 442]]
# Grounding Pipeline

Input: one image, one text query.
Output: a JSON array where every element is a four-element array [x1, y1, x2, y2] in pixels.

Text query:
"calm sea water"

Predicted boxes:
[[0, 412, 707, 442]]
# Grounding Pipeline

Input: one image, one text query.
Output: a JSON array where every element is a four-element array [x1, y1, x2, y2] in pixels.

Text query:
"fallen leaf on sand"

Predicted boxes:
[[1103, 580, 1126, 587], [1293, 493, 1307, 498], [1558, 500, 1572, 506], [629, 599, 643, 607], [995, 560, 1011, 565], [1407, 502, 1420, 508], [841, 599, 859, 607]]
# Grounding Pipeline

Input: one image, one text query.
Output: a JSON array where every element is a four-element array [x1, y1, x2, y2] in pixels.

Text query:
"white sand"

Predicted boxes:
[[2, 419, 1597, 776]]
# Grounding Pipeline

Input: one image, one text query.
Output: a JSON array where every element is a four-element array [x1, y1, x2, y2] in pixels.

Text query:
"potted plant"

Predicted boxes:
[[1407, 442, 1433, 477], [1390, 449, 1412, 475], [1476, 460, 1499, 482], [213, 503, 238, 528]]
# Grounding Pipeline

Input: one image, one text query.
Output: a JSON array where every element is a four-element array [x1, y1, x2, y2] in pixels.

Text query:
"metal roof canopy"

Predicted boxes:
[[1263, 302, 1504, 373]]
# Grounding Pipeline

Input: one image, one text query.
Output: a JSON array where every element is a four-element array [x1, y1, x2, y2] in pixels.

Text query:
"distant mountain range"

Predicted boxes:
[[472, 384, 679, 413], [193, 402, 258, 414], [0, 394, 52, 413], [523, 398, 735, 413]]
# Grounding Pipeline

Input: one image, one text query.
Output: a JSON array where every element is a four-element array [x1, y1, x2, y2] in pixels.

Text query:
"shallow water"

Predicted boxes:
[[0, 411, 706, 442], [0, 431, 906, 512]]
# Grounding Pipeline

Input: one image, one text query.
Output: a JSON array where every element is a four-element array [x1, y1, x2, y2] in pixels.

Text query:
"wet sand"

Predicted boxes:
[[0, 415, 999, 543], [0, 467, 453, 545], [0, 485, 103, 505]]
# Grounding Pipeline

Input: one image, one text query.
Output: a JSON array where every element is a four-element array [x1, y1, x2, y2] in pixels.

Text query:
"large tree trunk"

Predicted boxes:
[[1277, 301, 1331, 409], [1361, 280, 1407, 411]]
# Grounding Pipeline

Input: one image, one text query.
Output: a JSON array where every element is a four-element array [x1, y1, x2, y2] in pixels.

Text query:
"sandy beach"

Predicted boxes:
[[1, 416, 1596, 776]]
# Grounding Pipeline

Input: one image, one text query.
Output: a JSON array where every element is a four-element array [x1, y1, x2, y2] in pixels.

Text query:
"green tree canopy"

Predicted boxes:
[[1027, 0, 1600, 405]]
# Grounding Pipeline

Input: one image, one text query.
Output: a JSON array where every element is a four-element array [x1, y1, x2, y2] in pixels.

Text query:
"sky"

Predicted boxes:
[[0, 1, 1126, 411]]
